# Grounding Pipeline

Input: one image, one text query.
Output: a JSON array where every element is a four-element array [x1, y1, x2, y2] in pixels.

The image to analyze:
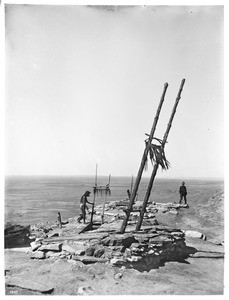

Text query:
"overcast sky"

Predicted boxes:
[[5, 4, 223, 178]]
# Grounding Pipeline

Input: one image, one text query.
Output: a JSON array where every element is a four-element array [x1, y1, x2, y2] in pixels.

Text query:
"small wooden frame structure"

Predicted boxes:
[[120, 79, 185, 233], [90, 165, 111, 226]]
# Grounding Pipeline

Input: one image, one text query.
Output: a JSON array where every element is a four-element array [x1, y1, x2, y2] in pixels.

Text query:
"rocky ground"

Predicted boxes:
[[4, 199, 225, 295]]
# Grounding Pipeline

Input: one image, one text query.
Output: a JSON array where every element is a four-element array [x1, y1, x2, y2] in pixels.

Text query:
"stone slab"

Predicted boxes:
[[185, 236, 224, 253], [191, 251, 224, 258], [6, 277, 54, 293], [30, 241, 42, 251], [62, 244, 85, 255], [72, 255, 108, 264], [45, 232, 109, 243], [39, 243, 62, 252], [30, 251, 46, 259], [185, 230, 203, 239], [45, 251, 61, 258]]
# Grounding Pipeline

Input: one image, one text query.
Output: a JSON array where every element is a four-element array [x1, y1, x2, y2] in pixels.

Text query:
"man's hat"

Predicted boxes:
[[85, 191, 91, 195]]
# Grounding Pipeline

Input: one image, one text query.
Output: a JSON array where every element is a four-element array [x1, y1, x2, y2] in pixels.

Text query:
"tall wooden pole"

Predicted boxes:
[[108, 174, 111, 185], [95, 164, 98, 186], [101, 193, 107, 224], [135, 79, 185, 231], [90, 164, 98, 226], [130, 175, 134, 194], [119, 83, 169, 233], [101, 174, 111, 223]]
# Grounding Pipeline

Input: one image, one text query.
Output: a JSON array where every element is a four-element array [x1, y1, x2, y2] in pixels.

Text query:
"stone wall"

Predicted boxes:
[[27, 223, 189, 271]]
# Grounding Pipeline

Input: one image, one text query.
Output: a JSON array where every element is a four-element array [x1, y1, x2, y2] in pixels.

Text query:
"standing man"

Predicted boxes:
[[77, 191, 93, 223], [127, 189, 131, 199], [57, 212, 62, 228], [179, 181, 187, 204]]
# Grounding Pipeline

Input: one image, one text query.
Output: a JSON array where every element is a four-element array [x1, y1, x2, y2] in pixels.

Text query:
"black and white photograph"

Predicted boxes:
[[1, 0, 226, 296]]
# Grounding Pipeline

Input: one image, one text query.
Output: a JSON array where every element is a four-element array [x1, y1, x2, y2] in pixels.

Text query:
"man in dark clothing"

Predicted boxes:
[[57, 212, 62, 228], [127, 189, 131, 199], [179, 181, 187, 204], [77, 191, 93, 223]]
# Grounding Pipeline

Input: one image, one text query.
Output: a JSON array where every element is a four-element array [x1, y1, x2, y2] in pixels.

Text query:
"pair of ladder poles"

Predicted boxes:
[[120, 79, 186, 234]]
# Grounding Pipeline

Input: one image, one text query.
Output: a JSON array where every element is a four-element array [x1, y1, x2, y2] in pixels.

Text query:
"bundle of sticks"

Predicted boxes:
[[144, 136, 170, 171]]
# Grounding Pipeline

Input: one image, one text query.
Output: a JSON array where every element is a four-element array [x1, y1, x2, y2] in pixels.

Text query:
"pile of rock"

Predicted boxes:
[[27, 222, 189, 271], [108, 227, 187, 270], [7, 200, 213, 272], [29, 240, 63, 259], [96, 200, 188, 219], [8, 200, 191, 270]]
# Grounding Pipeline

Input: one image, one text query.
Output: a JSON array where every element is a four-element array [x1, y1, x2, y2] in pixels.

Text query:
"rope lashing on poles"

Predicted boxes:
[[144, 136, 170, 171]]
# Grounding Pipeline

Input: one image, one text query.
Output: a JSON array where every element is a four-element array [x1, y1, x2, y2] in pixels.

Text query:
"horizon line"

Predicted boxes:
[[5, 174, 224, 180]]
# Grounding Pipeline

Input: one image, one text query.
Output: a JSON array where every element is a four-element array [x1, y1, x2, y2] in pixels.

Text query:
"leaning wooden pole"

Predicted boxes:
[[119, 83, 169, 233], [135, 79, 186, 231]]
